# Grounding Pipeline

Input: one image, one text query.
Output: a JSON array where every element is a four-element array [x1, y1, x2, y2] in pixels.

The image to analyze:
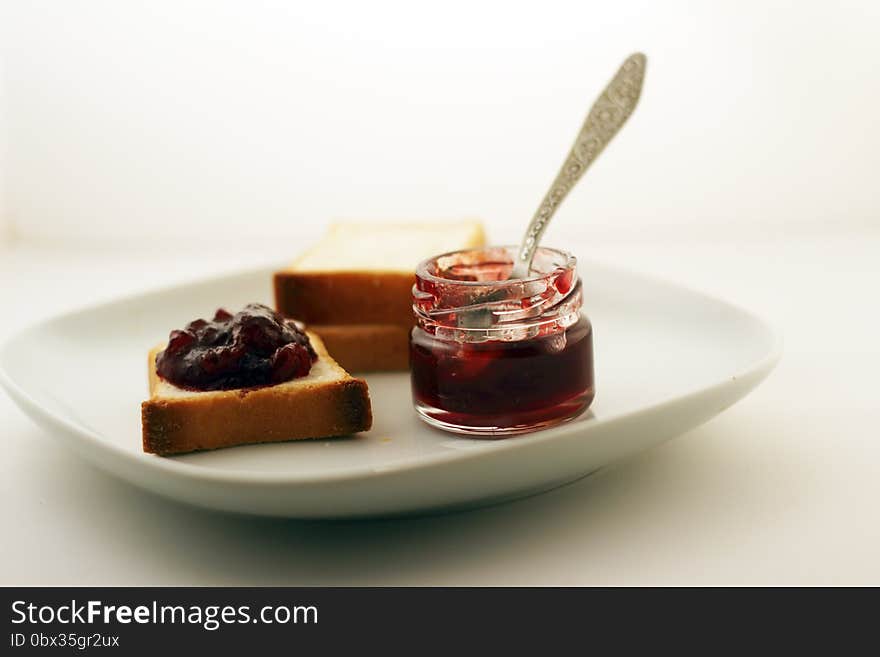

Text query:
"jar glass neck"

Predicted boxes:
[[413, 246, 582, 342]]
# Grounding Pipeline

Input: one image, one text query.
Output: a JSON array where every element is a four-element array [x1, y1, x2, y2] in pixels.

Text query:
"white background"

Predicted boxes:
[[1, 1, 879, 585], [2, 0, 878, 246]]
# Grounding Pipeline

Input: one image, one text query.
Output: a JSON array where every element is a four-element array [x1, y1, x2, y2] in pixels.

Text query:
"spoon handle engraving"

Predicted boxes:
[[513, 53, 647, 278]]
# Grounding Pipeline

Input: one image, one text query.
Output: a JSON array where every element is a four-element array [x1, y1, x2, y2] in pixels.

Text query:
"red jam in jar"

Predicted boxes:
[[410, 246, 595, 435]]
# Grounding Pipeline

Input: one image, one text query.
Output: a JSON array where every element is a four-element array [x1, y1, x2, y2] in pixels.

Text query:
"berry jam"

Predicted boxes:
[[155, 303, 317, 391], [410, 316, 594, 433], [410, 245, 595, 435]]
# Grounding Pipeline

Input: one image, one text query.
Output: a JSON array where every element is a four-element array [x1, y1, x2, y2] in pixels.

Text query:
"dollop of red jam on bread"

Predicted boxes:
[[155, 303, 317, 391]]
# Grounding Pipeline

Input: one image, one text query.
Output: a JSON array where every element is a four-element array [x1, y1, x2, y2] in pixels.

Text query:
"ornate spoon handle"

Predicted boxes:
[[512, 52, 647, 278]]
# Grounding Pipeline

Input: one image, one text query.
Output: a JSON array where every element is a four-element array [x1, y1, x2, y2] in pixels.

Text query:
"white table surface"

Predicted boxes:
[[2, 231, 878, 586]]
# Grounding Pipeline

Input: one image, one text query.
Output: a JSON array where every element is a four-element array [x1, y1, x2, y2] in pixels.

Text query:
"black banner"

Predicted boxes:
[[1, 587, 873, 653]]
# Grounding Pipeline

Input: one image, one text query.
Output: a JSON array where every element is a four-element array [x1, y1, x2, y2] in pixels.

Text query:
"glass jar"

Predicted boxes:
[[410, 245, 595, 436]]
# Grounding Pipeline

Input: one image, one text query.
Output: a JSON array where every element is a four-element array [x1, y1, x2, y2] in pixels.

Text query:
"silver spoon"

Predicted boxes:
[[511, 52, 647, 279]]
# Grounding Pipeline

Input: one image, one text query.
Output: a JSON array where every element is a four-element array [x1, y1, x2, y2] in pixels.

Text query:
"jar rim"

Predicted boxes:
[[415, 245, 577, 288], [413, 245, 582, 340]]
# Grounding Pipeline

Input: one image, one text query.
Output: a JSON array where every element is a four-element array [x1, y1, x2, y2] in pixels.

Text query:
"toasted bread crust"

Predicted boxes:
[[273, 270, 415, 326], [142, 335, 372, 456], [309, 323, 410, 372]]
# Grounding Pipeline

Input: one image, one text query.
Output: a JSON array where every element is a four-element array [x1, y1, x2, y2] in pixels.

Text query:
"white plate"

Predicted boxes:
[[0, 262, 780, 518]]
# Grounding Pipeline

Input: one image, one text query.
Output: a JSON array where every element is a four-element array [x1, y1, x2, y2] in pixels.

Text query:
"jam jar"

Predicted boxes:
[[410, 245, 595, 435]]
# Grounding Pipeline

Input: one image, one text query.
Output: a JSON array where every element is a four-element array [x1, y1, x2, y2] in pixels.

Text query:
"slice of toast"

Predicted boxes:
[[308, 323, 411, 373], [141, 332, 372, 456], [273, 220, 485, 326]]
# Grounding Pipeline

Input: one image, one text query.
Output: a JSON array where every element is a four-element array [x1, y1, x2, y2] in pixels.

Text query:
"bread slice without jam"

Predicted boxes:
[[273, 220, 485, 326], [307, 323, 411, 373]]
